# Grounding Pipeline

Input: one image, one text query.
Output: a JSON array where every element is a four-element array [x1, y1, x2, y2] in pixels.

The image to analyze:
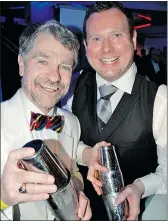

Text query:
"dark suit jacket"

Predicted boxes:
[[140, 57, 167, 85]]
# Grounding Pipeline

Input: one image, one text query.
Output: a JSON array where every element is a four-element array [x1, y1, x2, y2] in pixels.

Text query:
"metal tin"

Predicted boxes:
[[99, 145, 127, 221], [22, 139, 78, 220]]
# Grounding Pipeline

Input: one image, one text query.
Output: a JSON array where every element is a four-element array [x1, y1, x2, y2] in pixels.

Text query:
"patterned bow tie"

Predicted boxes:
[[30, 112, 63, 133]]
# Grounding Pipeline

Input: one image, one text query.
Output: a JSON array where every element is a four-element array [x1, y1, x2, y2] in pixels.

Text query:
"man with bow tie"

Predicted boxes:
[[1, 20, 92, 220]]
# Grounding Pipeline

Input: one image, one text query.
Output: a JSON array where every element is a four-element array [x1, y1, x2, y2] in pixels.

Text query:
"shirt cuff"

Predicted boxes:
[[136, 173, 161, 198], [76, 141, 88, 166]]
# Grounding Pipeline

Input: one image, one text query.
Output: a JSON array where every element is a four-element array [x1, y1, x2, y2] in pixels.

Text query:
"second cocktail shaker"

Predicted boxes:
[[22, 139, 78, 220], [99, 145, 128, 221]]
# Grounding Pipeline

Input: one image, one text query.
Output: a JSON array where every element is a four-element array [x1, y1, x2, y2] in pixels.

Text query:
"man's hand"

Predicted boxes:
[[83, 141, 145, 220], [1, 148, 57, 207], [77, 191, 92, 220], [115, 180, 145, 220], [83, 141, 110, 195]]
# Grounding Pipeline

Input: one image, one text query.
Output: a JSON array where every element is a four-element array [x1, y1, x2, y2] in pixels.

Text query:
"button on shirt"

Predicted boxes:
[[64, 62, 167, 198]]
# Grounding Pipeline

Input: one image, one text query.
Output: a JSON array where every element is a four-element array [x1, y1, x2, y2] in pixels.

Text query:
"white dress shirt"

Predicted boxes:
[[63, 62, 167, 198]]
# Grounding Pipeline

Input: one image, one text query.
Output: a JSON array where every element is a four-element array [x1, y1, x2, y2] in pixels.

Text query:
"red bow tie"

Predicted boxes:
[[30, 112, 63, 133]]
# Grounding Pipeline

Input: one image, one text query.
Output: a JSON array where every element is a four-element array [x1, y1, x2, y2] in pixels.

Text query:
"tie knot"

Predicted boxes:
[[99, 84, 117, 100]]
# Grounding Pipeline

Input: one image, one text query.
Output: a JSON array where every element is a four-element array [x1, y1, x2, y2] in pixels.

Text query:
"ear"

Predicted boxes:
[[18, 55, 24, 77], [132, 30, 137, 50]]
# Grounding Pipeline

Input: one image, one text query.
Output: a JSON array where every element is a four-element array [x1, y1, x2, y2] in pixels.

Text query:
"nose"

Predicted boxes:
[[47, 65, 61, 82], [102, 38, 114, 53]]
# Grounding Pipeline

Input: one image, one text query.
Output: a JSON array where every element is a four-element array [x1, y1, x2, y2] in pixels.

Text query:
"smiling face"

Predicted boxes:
[[18, 32, 74, 114], [84, 8, 137, 81]]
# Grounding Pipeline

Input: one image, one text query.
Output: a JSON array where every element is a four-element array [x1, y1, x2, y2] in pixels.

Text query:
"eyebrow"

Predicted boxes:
[[88, 30, 126, 40], [87, 33, 101, 40], [31, 52, 74, 65], [32, 52, 50, 59]]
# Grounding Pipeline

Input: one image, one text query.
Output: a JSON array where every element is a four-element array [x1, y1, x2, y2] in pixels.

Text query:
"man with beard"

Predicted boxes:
[[1, 20, 92, 220]]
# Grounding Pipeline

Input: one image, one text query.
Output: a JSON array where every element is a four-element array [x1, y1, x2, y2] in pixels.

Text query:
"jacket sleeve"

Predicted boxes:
[[138, 84, 167, 198], [75, 117, 89, 166]]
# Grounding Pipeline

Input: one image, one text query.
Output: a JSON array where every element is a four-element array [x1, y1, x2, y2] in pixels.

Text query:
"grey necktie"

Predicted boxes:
[[97, 84, 118, 132]]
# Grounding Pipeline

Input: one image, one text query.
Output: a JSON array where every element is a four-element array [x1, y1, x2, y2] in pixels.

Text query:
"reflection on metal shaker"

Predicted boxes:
[[99, 145, 128, 221], [22, 139, 78, 220]]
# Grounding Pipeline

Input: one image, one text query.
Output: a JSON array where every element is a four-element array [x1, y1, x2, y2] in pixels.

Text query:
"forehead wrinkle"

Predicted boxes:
[[31, 51, 54, 59], [61, 60, 74, 65]]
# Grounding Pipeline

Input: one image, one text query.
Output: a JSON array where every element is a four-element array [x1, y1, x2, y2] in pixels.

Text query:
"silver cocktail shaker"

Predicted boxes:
[[22, 139, 78, 220], [99, 145, 128, 221]]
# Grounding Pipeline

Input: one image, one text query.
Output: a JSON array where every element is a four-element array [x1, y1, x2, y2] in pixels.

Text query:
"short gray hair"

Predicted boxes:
[[19, 20, 80, 69]]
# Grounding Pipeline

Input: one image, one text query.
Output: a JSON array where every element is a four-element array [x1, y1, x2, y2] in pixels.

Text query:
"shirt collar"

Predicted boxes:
[[96, 62, 137, 94], [20, 88, 55, 123], [151, 59, 159, 66]]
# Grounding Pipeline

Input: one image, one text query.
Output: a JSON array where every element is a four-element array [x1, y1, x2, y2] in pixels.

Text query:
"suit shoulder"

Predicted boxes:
[[1, 100, 11, 130], [1, 90, 20, 111], [138, 74, 158, 90], [157, 84, 167, 100], [75, 68, 96, 91], [1, 100, 9, 116], [1, 99, 9, 106], [1, 93, 20, 115]]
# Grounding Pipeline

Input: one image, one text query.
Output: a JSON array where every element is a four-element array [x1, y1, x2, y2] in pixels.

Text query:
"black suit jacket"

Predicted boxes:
[[140, 57, 167, 85]]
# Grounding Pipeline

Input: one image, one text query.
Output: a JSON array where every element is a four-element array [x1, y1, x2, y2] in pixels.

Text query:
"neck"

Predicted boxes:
[[22, 88, 53, 115], [40, 107, 52, 115]]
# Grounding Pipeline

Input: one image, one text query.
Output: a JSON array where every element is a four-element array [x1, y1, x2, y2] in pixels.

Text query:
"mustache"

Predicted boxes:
[[36, 79, 64, 90]]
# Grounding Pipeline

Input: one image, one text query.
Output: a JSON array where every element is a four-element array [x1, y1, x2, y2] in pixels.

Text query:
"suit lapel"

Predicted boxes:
[[5, 90, 34, 148], [3, 90, 48, 219], [19, 201, 47, 220], [53, 108, 74, 171], [101, 74, 143, 140], [86, 71, 99, 134]]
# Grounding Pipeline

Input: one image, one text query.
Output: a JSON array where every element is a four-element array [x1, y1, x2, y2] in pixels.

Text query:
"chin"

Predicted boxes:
[[99, 72, 117, 81]]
